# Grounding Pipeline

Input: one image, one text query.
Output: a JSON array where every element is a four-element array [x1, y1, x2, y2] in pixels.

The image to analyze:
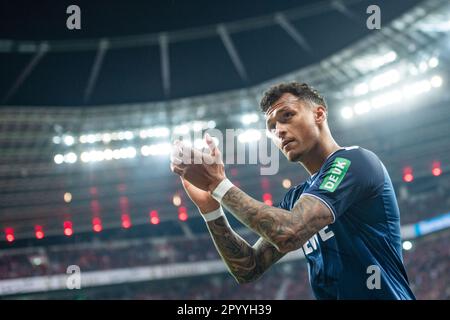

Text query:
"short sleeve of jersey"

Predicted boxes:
[[302, 148, 384, 222], [276, 187, 295, 210]]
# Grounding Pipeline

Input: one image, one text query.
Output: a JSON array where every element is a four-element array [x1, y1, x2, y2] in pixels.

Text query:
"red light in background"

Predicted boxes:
[[121, 214, 132, 229], [92, 217, 102, 232], [263, 193, 273, 206], [403, 167, 414, 183], [5, 228, 14, 242], [63, 221, 73, 236], [403, 174, 414, 183], [178, 206, 188, 221], [432, 161, 442, 177], [432, 167, 442, 176], [35, 225, 44, 239], [150, 210, 160, 225]]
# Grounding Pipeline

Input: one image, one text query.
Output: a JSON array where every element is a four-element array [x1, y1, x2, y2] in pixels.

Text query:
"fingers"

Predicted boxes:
[[170, 140, 184, 165], [205, 133, 215, 153], [205, 133, 223, 164], [170, 162, 184, 176], [180, 176, 193, 189], [171, 137, 222, 167]]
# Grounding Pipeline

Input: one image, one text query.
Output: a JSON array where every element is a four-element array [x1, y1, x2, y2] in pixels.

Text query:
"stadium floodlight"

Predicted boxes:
[[430, 75, 443, 88], [408, 65, 419, 76], [370, 69, 400, 91], [192, 121, 205, 132], [142, 143, 172, 156], [174, 124, 190, 135], [54, 154, 64, 164], [353, 82, 369, 96], [102, 133, 112, 143], [152, 127, 170, 137], [125, 147, 137, 158], [79, 135, 87, 143], [418, 61, 428, 72], [140, 128, 168, 139], [207, 120, 216, 129], [112, 149, 121, 160], [403, 80, 431, 97], [238, 129, 262, 143], [86, 134, 97, 144], [371, 90, 403, 109], [141, 145, 150, 156], [341, 107, 354, 119], [63, 135, 75, 146], [92, 150, 105, 162], [172, 194, 182, 206], [52, 136, 61, 144], [371, 51, 397, 69], [111, 132, 119, 140], [428, 57, 439, 68], [80, 152, 91, 163], [353, 101, 371, 115], [402, 241, 413, 250], [124, 131, 134, 140], [95, 133, 103, 142], [64, 152, 77, 164], [241, 113, 259, 125], [118, 148, 128, 159], [103, 149, 113, 160], [139, 130, 147, 139]]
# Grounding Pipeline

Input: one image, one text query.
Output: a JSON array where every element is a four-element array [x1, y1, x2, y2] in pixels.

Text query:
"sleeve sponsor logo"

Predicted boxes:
[[319, 157, 351, 192]]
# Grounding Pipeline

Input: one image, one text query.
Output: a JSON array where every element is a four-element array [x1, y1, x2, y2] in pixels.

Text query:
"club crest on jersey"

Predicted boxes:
[[319, 157, 351, 192]]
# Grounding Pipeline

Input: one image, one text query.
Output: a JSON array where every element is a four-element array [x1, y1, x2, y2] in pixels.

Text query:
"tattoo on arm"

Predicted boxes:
[[221, 187, 334, 253], [207, 216, 285, 283]]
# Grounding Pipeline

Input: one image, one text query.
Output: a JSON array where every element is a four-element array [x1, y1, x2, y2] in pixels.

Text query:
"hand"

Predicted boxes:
[[170, 133, 226, 192], [180, 177, 220, 214]]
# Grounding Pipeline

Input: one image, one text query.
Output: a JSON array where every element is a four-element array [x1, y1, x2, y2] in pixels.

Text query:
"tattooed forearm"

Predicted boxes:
[[221, 187, 334, 253], [206, 216, 285, 283]]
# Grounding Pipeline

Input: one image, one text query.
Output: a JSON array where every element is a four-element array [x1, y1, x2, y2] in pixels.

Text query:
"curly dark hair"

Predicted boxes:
[[259, 82, 327, 113]]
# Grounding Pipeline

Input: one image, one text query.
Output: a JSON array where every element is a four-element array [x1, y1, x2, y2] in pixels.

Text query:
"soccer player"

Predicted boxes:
[[170, 82, 415, 299]]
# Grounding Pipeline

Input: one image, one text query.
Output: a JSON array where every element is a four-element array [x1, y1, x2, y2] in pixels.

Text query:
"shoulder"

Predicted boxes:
[[328, 146, 381, 170], [328, 146, 385, 191]]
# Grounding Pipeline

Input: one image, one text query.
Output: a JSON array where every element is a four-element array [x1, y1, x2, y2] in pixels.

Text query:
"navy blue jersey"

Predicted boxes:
[[278, 146, 415, 300]]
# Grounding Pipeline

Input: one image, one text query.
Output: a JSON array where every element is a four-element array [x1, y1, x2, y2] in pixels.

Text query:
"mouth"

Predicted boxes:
[[281, 139, 295, 151]]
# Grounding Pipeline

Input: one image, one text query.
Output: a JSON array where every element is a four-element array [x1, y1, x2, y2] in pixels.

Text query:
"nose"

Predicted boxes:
[[274, 122, 287, 140]]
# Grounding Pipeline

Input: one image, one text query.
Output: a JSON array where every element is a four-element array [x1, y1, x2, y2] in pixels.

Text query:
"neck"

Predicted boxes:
[[300, 135, 341, 176]]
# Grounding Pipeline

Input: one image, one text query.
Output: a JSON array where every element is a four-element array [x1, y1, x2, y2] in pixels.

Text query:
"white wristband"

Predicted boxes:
[[201, 207, 225, 222], [211, 178, 234, 203]]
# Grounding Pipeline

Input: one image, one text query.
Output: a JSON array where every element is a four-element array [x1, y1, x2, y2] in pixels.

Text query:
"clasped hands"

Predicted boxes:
[[170, 133, 226, 195]]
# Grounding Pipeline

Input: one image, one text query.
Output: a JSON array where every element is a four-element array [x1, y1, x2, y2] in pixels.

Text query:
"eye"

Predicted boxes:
[[283, 112, 294, 119], [266, 121, 275, 131]]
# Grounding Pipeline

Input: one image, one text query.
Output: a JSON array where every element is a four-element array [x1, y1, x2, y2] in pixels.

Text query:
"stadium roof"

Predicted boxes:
[[0, 0, 423, 106]]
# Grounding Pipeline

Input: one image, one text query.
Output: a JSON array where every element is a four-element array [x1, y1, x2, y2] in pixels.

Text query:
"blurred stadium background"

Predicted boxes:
[[0, 0, 449, 299]]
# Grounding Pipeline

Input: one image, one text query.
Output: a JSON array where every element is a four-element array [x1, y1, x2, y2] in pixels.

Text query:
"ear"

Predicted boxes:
[[314, 105, 327, 124]]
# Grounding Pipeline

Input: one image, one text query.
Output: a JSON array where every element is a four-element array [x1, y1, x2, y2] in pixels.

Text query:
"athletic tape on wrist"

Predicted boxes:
[[211, 179, 234, 203], [202, 207, 225, 222]]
